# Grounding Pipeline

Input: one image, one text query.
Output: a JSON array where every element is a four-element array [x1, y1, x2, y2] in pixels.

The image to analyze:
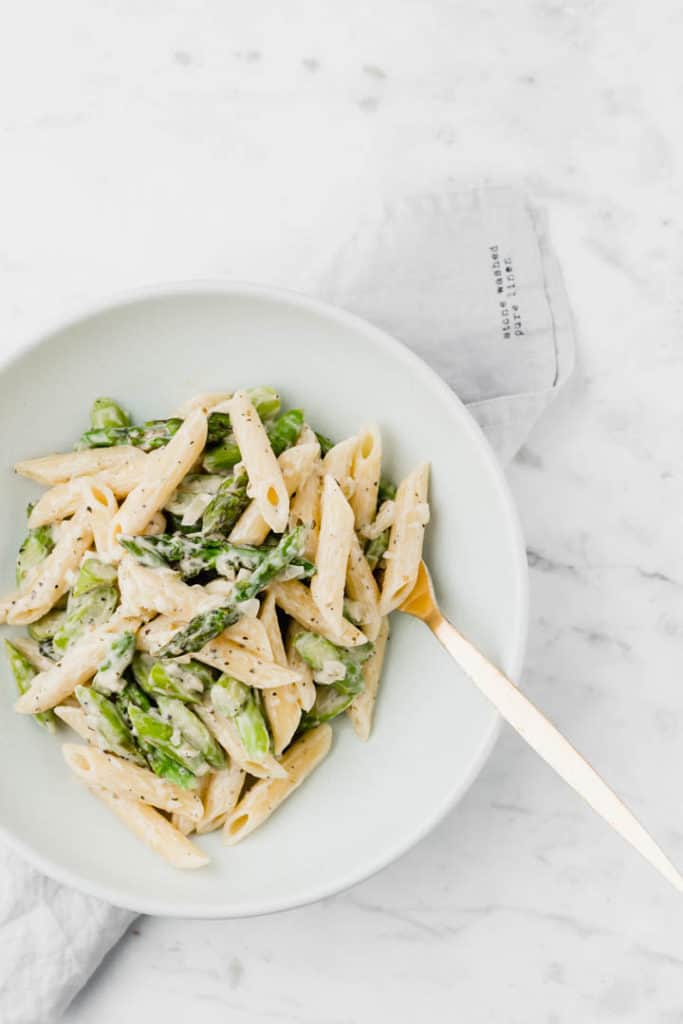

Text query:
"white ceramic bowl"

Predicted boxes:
[[0, 283, 527, 917]]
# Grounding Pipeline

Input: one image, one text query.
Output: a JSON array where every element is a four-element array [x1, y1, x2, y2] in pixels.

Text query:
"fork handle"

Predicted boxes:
[[431, 613, 683, 892]]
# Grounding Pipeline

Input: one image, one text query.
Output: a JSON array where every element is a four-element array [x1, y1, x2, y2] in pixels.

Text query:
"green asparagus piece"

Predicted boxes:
[[27, 606, 67, 643], [159, 526, 307, 657], [53, 588, 119, 655], [163, 510, 197, 536], [71, 558, 118, 597], [164, 474, 224, 524], [210, 675, 271, 759], [210, 674, 250, 717], [158, 606, 241, 659], [121, 531, 282, 579], [201, 471, 249, 535], [203, 408, 304, 475], [53, 588, 118, 654], [116, 680, 152, 715], [128, 705, 210, 776], [267, 409, 304, 456], [143, 746, 200, 790], [364, 530, 390, 571], [92, 631, 136, 695], [75, 684, 145, 764], [206, 411, 233, 445], [205, 387, 280, 445], [118, 535, 169, 568], [131, 652, 212, 703], [38, 639, 59, 662], [53, 558, 119, 654], [78, 418, 183, 452], [16, 525, 54, 586], [315, 431, 334, 457], [300, 685, 356, 728], [377, 478, 397, 504], [130, 418, 184, 451], [202, 440, 242, 474], [4, 641, 57, 731], [156, 695, 226, 769], [246, 386, 281, 421], [90, 397, 130, 430], [293, 631, 373, 694], [114, 684, 199, 788]]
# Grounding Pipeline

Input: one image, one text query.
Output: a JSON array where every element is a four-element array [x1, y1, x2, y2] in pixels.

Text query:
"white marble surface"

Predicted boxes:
[[2, 1, 683, 1021]]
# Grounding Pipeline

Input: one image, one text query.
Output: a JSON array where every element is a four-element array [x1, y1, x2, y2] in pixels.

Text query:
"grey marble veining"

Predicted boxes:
[[2, 0, 682, 1021]]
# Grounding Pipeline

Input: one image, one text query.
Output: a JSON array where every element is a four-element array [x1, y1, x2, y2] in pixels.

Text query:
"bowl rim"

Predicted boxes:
[[0, 278, 529, 918]]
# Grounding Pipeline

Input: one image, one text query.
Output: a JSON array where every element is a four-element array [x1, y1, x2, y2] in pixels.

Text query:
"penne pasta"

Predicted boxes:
[[230, 442, 319, 545], [109, 409, 208, 555], [223, 724, 332, 845], [322, 436, 359, 500], [349, 424, 382, 530], [194, 634, 302, 690], [229, 390, 288, 533], [223, 615, 273, 659], [2, 385, 432, 870], [361, 499, 395, 541], [14, 612, 142, 714], [347, 617, 390, 740], [346, 532, 381, 641], [89, 784, 208, 869], [379, 463, 430, 615], [195, 764, 246, 834], [80, 479, 119, 559], [27, 460, 159, 530], [285, 621, 317, 712], [311, 475, 354, 630], [62, 743, 203, 820], [137, 610, 270, 658], [289, 457, 322, 560], [15, 446, 149, 487], [195, 704, 287, 779], [269, 579, 368, 648], [260, 592, 301, 756], [6, 512, 94, 625], [7, 635, 55, 672], [258, 591, 285, 664], [118, 556, 222, 621], [54, 704, 100, 744], [142, 511, 167, 536], [177, 392, 232, 417]]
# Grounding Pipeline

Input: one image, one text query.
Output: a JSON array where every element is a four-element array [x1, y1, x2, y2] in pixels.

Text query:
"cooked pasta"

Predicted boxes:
[[109, 409, 208, 554], [223, 724, 332, 845], [195, 763, 246, 835], [347, 617, 390, 740], [6, 512, 94, 625], [89, 784, 208, 869], [230, 442, 319, 545], [260, 592, 301, 756], [15, 446, 150, 488], [311, 474, 355, 631], [379, 463, 430, 615], [62, 743, 203, 820], [349, 425, 382, 530], [227, 390, 289, 533], [2, 387, 429, 868]]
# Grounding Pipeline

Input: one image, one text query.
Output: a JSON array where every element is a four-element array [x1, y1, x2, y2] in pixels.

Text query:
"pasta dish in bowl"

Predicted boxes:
[[0, 282, 526, 915], [2, 387, 430, 866]]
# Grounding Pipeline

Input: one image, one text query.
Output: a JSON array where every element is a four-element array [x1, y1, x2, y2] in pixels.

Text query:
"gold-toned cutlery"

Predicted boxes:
[[400, 561, 683, 892]]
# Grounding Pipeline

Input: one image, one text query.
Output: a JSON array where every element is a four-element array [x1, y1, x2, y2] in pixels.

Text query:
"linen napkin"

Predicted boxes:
[[0, 187, 574, 1023]]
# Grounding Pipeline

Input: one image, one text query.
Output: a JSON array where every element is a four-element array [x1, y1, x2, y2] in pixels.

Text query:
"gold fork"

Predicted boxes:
[[400, 561, 683, 892]]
